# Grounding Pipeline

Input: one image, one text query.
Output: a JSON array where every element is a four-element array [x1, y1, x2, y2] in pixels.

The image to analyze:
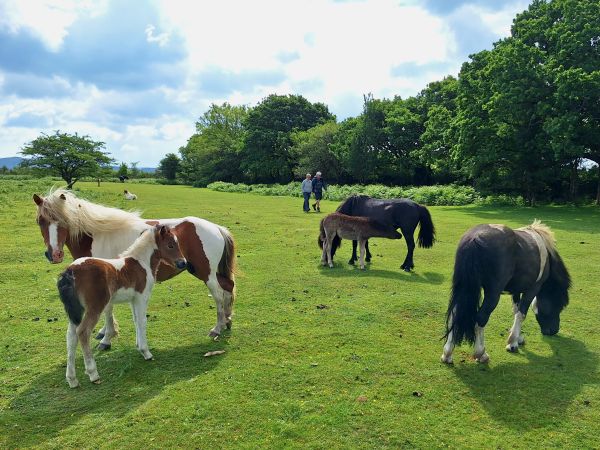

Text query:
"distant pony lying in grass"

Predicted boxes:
[[124, 189, 137, 200], [441, 220, 571, 364], [319, 212, 401, 269], [57, 225, 186, 388]]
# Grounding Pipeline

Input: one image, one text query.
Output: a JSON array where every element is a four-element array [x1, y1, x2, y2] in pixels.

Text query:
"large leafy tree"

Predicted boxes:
[[158, 153, 180, 181], [241, 94, 335, 183], [291, 121, 345, 182], [20, 131, 113, 189], [179, 103, 248, 186]]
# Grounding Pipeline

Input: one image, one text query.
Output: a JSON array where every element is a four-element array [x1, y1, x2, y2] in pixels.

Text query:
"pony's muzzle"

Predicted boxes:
[[175, 258, 187, 270], [44, 250, 53, 262], [46, 248, 63, 263]]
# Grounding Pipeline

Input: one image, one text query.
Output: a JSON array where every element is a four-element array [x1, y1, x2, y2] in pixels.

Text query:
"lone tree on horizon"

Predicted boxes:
[[20, 131, 113, 189]]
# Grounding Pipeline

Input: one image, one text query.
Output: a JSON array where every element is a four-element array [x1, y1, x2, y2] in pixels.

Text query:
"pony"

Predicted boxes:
[[332, 195, 435, 271], [318, 212, 402, 269], [441, 220, 571, 364], [33, 188, 236, 345], [58, 225, 186, 387], [124, 189, 137, 200]]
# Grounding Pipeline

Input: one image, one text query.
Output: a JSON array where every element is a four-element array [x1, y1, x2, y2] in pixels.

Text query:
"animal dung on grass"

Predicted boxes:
[[204, 350, 226, 357]]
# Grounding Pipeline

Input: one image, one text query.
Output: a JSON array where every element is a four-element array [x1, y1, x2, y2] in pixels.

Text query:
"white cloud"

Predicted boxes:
[[0, 0, 108, 51], [145, 24, 170, 47]]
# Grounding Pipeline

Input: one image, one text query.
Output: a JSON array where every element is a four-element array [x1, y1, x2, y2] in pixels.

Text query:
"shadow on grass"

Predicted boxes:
[[454, 205, 600, 234], [1, 342, 226, 448], [317, 264, 444, 284], [450, 336, 599, 429]]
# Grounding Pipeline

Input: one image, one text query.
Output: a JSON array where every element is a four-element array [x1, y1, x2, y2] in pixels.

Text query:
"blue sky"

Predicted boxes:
[[0, 0, 530, 166]]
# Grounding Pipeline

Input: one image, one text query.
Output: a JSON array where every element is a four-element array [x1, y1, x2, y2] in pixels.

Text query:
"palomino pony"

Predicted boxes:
[[33, 188, 236, 345], [58, 225, 186, 387], [441, 220, 571, 364], [332, 195, 435, 271], [319, 212, 402, 269]]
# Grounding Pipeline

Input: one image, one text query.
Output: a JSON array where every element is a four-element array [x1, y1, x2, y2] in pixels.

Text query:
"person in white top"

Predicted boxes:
[[301, 173, 312, 213]]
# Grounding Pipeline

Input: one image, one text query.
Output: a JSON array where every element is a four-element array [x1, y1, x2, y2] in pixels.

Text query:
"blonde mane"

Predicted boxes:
[[38, 187, 144, 238], [119, 228, 156, 259], [518, 219, 557, 254]]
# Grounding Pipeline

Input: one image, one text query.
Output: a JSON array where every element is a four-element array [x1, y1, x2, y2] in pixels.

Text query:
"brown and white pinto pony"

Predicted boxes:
[[319, 212, 402, 269], [58, 225, 186, 387], [33, 188, 236, 345]]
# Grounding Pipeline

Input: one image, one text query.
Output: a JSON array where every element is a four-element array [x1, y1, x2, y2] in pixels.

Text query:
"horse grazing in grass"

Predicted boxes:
[[332, 195, 435, 271], [58, 225, 186, 387], [441, 220, 571, 364], [319, 212, 402, 269], [33, 188, 236, 344]]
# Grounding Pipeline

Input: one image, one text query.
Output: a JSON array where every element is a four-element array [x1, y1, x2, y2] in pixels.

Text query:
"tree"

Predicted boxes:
[[158, 153, 180, 181], [291, 121, 345, 182], [241, 94, 335, 183], [179, 103, 248, 186], [117, 162, 128, 178], [20, 131, 113, 189]]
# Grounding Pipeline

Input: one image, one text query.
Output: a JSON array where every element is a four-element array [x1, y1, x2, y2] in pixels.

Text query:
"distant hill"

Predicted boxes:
[[0, 157, 24, 169], [0, 157, 155, 173]]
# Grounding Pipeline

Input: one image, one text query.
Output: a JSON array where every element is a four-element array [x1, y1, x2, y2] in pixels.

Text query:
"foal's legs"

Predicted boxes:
[[358, 239, 366, 269], [506, 291, 537, 352], [66, 321, 80, 388], [97, 303, 118, 351], [77, 313, 102, 383], [131, 297, 153, 360]]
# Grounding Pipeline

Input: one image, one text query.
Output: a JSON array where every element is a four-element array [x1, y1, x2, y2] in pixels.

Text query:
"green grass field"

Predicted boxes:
[[1, 180, 599, 449]]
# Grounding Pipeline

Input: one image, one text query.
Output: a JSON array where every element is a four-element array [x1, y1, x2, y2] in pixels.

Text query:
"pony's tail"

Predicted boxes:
[[57, 268, 83, 325], [417, 205, 436, 248], [445, 241, 481, 345], [217, 226, 237, 283]]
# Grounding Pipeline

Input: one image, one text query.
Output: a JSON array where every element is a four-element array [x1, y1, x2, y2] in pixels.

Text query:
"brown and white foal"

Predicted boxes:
[[319, 212, 402, 269], [57, 225, 186, 388]]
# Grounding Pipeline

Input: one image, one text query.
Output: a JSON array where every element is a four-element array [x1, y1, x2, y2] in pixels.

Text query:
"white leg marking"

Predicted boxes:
[[207, 279, 228, 339], [359, 240, 366, 270], [66, 322, 79, 388], [474, 325, 489, 363], [531, 297, 538, 315], [441, 308, 456, 364], [506, 311, 525, 352], [132, 298, 153, 360]]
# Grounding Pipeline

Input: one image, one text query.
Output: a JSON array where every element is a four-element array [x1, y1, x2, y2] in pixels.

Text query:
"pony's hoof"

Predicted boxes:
[[92, 378, 102, 385], [518, 336, 525, 345], [506, 344, 518, 353], [360, 265, 365, 270], [365, 257, 371, 263], [208, 330, 220, 340], [402, 266, 411, 273], [143, 353, 154, 361], [348, 259, 355, 265], [226, 321, 232, 330], [328, 264, 333, 268], [96, 343, 111, 351], [441, 354, 453, 364], [95, 332, 105, 340], [67, 378, 80, 388], [87, 371, 100, 383], [475, 353, 490, 364]]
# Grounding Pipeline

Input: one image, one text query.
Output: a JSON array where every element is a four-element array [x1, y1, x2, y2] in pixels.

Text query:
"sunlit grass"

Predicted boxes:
[[1, 180, 599, 449]]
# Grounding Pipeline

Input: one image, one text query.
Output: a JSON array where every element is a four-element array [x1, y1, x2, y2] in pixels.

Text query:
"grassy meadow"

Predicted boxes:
[[1, 179, 599, 449]]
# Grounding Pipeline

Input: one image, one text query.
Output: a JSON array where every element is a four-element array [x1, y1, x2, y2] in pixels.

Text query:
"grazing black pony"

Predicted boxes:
[[331, 195, 435, 271], [441, 220, 571, 364]]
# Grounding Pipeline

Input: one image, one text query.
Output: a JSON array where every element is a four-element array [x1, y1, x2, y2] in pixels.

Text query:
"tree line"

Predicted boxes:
[[161, 0, 598, 204]]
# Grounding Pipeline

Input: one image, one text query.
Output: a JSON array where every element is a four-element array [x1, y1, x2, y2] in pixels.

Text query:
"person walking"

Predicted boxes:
[[301, 173, 313, 213], [312, 171, 327, 212]]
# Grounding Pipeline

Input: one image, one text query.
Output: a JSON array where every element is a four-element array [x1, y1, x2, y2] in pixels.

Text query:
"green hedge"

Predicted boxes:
[[207, 181, 483, 206]]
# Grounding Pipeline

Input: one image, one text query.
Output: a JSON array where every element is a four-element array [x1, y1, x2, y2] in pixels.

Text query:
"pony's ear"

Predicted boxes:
[[33, 194, 44, 205], [59, 193, 67, 200], [159, 225, 168, 236]]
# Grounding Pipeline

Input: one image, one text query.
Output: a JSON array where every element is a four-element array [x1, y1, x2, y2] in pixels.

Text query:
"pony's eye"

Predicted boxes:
[[168, 244, 174, 249]]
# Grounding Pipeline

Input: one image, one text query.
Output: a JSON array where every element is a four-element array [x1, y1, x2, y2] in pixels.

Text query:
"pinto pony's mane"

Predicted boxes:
[[38, 188, 144, 238], [518, 219, 557, 255], [119, 228, 156, 259]]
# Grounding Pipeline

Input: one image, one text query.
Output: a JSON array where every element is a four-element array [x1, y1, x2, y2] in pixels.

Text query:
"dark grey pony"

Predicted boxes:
[[441, 220, 571, 364], [331, 195, 435, 271]]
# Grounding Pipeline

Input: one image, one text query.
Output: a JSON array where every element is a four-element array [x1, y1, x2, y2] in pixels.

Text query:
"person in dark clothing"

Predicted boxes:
[[311, 171, 327, 212]]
